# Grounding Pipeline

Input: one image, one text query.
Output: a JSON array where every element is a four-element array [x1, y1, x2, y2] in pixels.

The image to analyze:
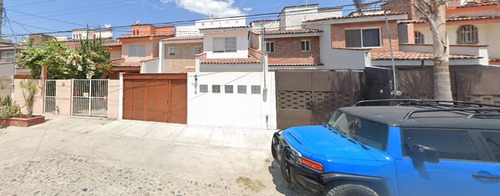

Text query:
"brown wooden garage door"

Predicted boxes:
[[123, 74, 187, 124]]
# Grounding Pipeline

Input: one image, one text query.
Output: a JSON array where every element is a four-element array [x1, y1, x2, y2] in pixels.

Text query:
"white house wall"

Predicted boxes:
[[415, 23, 499, 59], [187, 72, 277, 130], [204, 31, 249, 59]]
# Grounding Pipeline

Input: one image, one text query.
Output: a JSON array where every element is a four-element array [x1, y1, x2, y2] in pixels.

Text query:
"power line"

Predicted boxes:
[[7, 9, 90, 28], [4, 1, 389, 37], [7, 0, 56, 8], [13, 0, 158, 21]]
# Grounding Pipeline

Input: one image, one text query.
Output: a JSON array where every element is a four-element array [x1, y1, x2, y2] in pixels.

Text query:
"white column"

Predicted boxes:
[[118, 72, 124, 120], [158, 41, 164, 73]]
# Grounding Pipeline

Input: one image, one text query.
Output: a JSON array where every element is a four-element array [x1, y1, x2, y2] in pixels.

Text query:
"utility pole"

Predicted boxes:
[[0, 0, 3, 42]]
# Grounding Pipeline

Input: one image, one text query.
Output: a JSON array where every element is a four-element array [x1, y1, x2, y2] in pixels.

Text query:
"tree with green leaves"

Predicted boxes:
[[17, 37, 112, 79]]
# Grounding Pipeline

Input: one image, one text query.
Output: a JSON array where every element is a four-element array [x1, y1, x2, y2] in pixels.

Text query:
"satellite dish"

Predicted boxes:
[[135, 20, 140, 24], [105, 23, 111, 29]]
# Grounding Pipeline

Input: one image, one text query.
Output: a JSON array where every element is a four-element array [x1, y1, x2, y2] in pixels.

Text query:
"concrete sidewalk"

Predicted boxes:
[[0, 116, 310, 195], [90, 118, 275, 150]]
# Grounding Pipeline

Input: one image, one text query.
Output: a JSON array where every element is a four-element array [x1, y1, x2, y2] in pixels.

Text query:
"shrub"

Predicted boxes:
[[0, 96, 21, 119], [19, 80, 39, 118]]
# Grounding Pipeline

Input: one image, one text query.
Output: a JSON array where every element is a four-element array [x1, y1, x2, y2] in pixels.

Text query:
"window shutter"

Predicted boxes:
[[345, 29, 361, 47]]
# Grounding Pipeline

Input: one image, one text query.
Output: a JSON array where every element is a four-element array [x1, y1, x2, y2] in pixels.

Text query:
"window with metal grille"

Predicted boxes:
[[194, 46, 202, 54], [0, 51, 15, 63], [301, 40, 310, 51], [212, 85, 221, 93], [169, 47, 175, 56], [238, 85, 247, 94], [213, 37, 237, 53], [225, 85, 233, 94], [129, 44, 146, 57], [345, 28, 381, 48], [251, 85, 261, 94], [199, 85, 208, 93], [458, 25, 478, 44], [266, 42, 274, 53], [414, 31, 425, 44]]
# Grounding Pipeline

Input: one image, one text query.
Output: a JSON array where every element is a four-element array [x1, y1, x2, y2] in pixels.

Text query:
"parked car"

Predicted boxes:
[[272, 99, 500, 196]]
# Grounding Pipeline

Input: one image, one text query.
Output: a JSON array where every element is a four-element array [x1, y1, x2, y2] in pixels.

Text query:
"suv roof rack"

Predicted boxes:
[[403, 108, 500, 120], [353, 99, 500, 120], [354, 99, 500, 108]]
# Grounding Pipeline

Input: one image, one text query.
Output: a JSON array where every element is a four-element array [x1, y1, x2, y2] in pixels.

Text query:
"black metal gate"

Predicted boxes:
[[275, 71, 364, 129]]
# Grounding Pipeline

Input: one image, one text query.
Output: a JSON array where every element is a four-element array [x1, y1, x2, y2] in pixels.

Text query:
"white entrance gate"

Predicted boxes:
[[72, 79, 108, 117]]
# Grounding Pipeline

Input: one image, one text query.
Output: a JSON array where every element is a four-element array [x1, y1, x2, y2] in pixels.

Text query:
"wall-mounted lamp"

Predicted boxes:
[[62, 82, 65, 86]]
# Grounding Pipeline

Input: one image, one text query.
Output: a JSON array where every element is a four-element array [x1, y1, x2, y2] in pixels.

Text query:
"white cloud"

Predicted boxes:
[[161, 0, 249, 17], [243, 7, 252, 12]]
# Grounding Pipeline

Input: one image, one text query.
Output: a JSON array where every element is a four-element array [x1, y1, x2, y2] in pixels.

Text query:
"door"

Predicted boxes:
[[396, 128, 500, 196]]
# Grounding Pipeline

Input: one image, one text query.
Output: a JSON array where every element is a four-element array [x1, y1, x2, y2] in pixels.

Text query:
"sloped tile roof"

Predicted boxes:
[[303, 12, 406, 23], [371, 51, 481, 60], [269, 63, 324, 66], [458, 1, 498, 8], [200, 55, 261, 64], [252, 29, 322, 35], [162, 36, 203, 41], [105, 42, 122, 47], [410, 16, 500, 23], [180, 67, 196, 73]]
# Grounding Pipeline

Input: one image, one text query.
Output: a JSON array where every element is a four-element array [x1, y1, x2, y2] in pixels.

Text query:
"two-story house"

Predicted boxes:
[[383, 0, 499, 66], [107, 24, 175, 79], [0, 42, 17, 98]]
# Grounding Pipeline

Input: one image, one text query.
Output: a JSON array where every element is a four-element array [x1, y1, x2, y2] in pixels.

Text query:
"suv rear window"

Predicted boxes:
[[482, 132, 500, 162], [328, 111, 388, 151], [402, 129, 480, 161]]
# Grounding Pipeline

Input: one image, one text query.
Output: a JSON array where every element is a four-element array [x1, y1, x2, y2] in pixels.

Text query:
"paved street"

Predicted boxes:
[[0, 116, 312, 195]]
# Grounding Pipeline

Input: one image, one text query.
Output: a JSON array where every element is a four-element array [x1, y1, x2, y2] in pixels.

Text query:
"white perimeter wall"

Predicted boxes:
[[187, 72, 277, 129]]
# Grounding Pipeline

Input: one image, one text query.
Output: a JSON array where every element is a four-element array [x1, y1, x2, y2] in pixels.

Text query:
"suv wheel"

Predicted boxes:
[[325, 184, 378, 196]]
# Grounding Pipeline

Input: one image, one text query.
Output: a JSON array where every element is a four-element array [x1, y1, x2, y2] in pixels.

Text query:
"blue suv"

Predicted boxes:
[[272, 100, 500, 196]]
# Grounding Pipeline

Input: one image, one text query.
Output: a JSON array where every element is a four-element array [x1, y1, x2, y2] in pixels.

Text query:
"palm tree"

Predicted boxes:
[[414, 0, 453, 100]]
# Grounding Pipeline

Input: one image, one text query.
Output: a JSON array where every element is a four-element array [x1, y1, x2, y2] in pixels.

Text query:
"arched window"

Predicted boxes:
[[414, 31, 425, 44], [458, 25, 478, 44]]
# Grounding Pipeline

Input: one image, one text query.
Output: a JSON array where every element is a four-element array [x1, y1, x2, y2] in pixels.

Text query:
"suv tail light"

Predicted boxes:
[[301, 157, 324, 172]]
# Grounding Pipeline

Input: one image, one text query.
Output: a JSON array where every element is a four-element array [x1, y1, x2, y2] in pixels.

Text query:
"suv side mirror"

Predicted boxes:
[[405, 143, 439, 168]]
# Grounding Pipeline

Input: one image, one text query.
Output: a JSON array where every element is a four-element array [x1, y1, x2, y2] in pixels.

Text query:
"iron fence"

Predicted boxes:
[[44, 80, 56, 114], [72, 79, 108, 117]]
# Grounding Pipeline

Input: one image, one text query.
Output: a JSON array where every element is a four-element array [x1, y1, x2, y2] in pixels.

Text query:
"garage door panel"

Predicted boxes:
[[123, 74, 187, 124], [171, 80, 187, 124]]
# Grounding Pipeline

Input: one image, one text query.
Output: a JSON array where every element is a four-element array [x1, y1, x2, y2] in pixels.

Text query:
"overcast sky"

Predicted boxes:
[[3, 0, 377, 41]]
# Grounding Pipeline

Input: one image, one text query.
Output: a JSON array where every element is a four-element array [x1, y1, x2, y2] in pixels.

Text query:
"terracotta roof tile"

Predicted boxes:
[[201, 55, 261, 64], [180, 67, 196, 73], [105, 42, 122, 47], [162, 36, 203, 41], [199, 25, 251, 30], [371, 51, 481, 60], [303, 12, 406, 23], [269, 63, 324, 66], [253, 29, 322, 35], [411, 16, 500, 23], [112, 61, 141, 67], [458, 1, 498, 8]]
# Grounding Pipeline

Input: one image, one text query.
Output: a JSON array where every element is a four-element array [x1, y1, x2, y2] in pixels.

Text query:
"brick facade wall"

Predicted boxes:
[[267, 36, 321, 65], [381, 0, 422, 20], [331, 21, 400, 53]]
